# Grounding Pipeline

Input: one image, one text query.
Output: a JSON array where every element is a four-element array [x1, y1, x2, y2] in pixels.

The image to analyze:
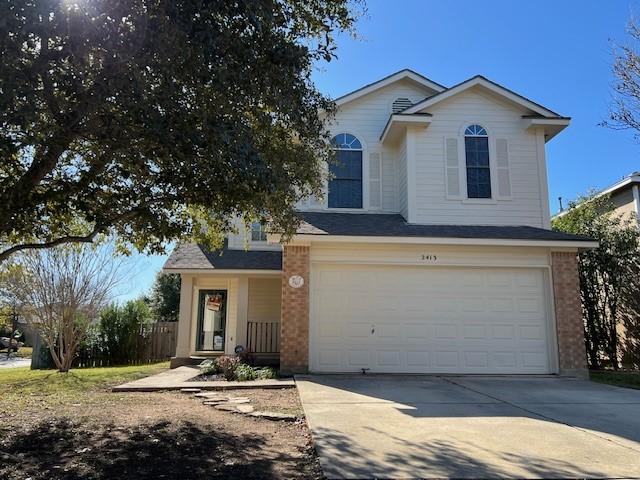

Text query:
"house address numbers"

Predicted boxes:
[[420, 254, 438, 262]]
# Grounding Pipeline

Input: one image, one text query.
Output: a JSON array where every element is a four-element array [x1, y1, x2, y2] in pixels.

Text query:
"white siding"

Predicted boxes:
[[247, 278, 281, 322], [412, 87, 546, 227]]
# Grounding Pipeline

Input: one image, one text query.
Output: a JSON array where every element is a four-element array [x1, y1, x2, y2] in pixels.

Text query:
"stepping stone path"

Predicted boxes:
[[181, 388, 297, 421]]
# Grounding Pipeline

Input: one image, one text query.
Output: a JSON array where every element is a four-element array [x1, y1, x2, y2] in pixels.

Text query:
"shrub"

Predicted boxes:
[[215, 355, 240, 381], [99, 299, 151, 365], [235, 363, 257, 381], [254, 367, 278, 380], [198, 359, 219, 375]]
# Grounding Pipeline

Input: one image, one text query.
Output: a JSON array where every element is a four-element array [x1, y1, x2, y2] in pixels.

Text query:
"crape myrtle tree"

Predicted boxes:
[[552, 194, 640, 369], [0, 0, 361, 262], [3, 240, 129, 372]]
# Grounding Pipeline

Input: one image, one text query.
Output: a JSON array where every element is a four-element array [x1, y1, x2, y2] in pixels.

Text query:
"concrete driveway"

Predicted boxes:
[[296, 375, 640, 479]]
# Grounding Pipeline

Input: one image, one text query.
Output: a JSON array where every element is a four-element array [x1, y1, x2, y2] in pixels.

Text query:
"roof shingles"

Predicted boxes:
[[163, 213, 594, 271]]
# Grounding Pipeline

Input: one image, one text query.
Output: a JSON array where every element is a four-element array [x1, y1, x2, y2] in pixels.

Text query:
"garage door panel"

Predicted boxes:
[[464, 351, 489, 368], [434, 351, 460, 368], [347, 349, 370, 366], [462, 325, 487, 339], [311, 265, 552, 374]]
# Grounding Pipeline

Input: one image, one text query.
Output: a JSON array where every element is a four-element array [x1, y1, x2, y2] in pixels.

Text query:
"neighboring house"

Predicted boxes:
[[164, 69, 597, 377], [555, 172, 640, 224]]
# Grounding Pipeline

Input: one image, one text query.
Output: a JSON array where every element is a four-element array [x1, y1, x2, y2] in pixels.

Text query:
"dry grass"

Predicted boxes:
[[0, 363, 321, 479]]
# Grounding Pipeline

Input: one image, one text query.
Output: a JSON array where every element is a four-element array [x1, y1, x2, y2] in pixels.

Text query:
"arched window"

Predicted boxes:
[[464, 124, 491, 198], [329, 133, 363, 208]]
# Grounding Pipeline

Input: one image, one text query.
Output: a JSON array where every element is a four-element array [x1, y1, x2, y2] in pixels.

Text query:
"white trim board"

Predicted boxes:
[[334, 69, 445, 107], [280, 234, 598, 249], [404, 76, 562, 118]]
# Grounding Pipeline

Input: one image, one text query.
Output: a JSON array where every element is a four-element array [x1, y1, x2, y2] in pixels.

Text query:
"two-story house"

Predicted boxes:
[[164, 69, 596, 377]]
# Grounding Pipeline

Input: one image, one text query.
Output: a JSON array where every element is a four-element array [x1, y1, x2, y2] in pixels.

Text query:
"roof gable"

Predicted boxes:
[[334, 69, 446, 107], [403, 75, 561, 118]]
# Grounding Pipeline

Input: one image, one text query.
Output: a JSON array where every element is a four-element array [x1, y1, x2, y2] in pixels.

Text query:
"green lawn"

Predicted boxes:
[[590, 370, 640, 390], [1, 362, 169, 404]]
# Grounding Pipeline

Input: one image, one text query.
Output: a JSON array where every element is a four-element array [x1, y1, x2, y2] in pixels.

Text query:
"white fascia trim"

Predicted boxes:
[[282, 234, 599, 249], [524, 118, 571, 128], [404, 77, 558, 117], [380, 114, 432, 143], [523, 118, 570, 141], [334, 69, 445, 107], [553, 174, 640, 219], [598, 175, 640, 197], [162, 268, 282, 275]]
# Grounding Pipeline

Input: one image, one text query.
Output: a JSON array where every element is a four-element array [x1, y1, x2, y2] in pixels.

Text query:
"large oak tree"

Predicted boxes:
[[0, 0, 360, 261]]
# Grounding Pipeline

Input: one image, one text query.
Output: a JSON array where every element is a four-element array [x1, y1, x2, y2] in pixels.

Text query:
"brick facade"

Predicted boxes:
[[551, 251, 588, 377], [280, 245, 310, 374]]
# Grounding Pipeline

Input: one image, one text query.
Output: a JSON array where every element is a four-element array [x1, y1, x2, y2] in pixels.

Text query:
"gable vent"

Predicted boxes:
[[392, 97, 413, 113]]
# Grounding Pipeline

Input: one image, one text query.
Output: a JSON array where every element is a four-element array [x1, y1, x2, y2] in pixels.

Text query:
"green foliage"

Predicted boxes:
[[0, 0, 361, 262], [553, 193, 640, 369], [254, 367, 278, 380], [234, 363, 257, 382], [149, 273, 180, 322], [198, 359, 219, 376], [198, 356, 278, 381], [98, 299, 151, 365]]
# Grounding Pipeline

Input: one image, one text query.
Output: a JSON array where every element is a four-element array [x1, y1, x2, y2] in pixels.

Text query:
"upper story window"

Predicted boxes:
[[464, 124, 491, 199], [250, 222, 267, 242], [328, 133, 363, 209]]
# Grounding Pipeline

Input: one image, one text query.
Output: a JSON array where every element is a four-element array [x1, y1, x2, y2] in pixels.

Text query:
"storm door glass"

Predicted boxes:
[[196, 290, 227, 351]]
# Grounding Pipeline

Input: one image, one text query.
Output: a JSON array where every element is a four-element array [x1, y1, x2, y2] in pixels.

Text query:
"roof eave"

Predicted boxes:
[[334, 69, 446, 107], [404, 76, 562, 118], [162, 268, 282, 275], [523, 117, 571, 141], [380, 113, 432, 144], [269, 233, 598, 250]]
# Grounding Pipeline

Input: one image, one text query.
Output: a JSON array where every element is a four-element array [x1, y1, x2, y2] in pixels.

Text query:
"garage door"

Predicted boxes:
[[310, 264, 553, 374]]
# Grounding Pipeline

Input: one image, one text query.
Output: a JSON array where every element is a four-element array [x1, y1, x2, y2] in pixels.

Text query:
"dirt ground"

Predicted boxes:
[[0, 387, 323, 479]]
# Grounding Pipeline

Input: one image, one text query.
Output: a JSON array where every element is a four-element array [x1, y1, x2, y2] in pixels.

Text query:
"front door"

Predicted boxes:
[[196, 290, 227, 352]]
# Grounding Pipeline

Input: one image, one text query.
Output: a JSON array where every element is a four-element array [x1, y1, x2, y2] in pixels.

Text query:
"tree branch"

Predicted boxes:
[[0, 204, 152, 263]]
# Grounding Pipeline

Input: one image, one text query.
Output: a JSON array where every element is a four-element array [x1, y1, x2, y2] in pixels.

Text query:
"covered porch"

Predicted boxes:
[[164, 243, 283, 368], [171, 273, 282, 367]]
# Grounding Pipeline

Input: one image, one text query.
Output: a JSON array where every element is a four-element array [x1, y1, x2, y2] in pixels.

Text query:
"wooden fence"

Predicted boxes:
[[31, 321, 178, 369]]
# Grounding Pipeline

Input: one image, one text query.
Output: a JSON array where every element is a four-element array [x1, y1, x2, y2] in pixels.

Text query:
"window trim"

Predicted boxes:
[[250, 221, 268, 242], [461, 123, 497, 201], [327, 132, 366, 210]]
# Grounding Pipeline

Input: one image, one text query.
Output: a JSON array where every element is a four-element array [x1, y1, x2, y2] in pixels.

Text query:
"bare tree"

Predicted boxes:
[[5, 241, 128, 372], [604, 18, 640, 135]]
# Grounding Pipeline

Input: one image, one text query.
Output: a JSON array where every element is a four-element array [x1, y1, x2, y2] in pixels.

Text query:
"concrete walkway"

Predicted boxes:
[[113, 366, 295, 391], [296, 375, 640, 479], [0, 356, 31, 369]]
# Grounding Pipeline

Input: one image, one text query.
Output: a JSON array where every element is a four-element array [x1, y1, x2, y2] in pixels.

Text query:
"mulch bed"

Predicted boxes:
[[188, 373, 224, 382], [0, 388, 323, 480]]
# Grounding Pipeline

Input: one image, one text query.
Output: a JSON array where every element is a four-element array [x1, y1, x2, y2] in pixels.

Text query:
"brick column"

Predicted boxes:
[[280, 245, 310, 374], [551, 251, 588, 377]]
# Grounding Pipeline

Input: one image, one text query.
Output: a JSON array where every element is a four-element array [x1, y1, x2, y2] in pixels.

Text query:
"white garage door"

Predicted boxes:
[[310, 264, 553, 374]]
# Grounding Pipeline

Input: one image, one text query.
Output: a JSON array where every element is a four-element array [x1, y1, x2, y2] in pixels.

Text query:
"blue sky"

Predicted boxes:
[[120, 0, 639, 301]]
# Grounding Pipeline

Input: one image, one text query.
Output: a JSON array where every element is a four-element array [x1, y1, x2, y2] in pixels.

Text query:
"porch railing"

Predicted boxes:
[[246, 321, 280, 354]]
